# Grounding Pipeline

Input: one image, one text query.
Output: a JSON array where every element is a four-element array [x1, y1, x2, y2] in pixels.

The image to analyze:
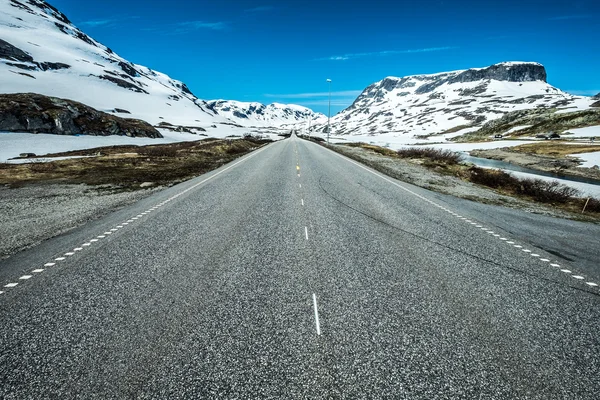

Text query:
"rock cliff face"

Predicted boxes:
[[0, 93, 162, 138]]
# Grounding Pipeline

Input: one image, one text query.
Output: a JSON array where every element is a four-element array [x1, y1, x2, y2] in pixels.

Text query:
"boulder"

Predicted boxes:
[[0, 93, 162, 138]]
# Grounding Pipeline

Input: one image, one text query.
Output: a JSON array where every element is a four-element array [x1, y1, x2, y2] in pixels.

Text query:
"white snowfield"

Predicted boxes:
[[562, 126, 600, 138], [0, 0, 319, 129], [0, 128, 285, 162], [572, 152, 600, 169]]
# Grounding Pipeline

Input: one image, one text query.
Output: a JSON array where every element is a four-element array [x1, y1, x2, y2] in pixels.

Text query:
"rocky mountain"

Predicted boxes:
[[0, 0, 314, 133], [206, 100, 325, 127], [0, 93, 161, 137], [311, 62, 595, 141]]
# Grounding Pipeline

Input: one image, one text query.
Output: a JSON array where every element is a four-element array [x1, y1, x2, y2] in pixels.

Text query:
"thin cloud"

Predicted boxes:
[[79, 19, 117, 27], [245, 6, 275, 13], [548, 15, 591, 21], [174, 21, 228, 32], [264, 90, 363, 99], [79, 16, 141, 28], [565, 89, 600, 96], [317, 46, 457, 61]]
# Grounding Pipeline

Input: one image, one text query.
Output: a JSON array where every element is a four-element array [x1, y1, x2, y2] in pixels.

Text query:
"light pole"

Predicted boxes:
[[326, 78, 332, 144]]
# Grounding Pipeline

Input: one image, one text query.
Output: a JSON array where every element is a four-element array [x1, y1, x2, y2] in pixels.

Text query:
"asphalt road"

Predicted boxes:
[[1, 135, 599, 399]]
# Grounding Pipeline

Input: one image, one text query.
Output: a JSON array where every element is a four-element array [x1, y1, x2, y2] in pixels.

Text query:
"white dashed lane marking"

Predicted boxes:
[[0, 143, 272, 297]]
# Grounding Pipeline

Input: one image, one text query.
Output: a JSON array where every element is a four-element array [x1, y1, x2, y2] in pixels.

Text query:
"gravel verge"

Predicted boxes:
[[330, 144, 581, 220], [0, 184, 161, 259]]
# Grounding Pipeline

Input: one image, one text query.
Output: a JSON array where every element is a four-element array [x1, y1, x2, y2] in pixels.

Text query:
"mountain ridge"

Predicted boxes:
[[311, 62, 594, 141]]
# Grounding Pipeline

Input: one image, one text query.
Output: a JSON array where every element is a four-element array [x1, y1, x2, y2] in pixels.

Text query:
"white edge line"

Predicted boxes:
[[318, 142, 600, 288]]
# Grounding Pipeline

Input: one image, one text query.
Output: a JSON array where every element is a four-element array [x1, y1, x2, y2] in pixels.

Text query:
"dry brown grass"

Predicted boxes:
[[0, 138, 270, 189], [509, 142, 600, 157]]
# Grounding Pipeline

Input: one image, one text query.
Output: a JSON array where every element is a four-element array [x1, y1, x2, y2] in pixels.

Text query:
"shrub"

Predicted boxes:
[[583, 197, 600, 213], [397, 148, 462, 165], [468, 166, 519, 188], [467, 166, 581, 204], [516, 179, 579, 204]]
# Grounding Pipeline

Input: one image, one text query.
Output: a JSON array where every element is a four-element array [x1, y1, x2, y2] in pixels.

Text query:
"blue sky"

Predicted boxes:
[[52, 0, 599, 115]]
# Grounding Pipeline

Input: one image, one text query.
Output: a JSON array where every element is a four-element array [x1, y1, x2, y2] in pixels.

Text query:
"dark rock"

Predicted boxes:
[[37, 62, 71, 71], [98, 75, 149, 94], [118, 61, 138, 77], [233, 110, 249, 119], [0, 39, 34, 63], [54, 22, 68, 34], [74, 30, 97, 47], [0, 93, 162, 138], [9, 71, 36, 79], [113, 108, 131, 114], [6, 62, 37, 71], [19, 153, 37, 157], [9, 0, 34, 14], [28, 0, 72, 24], [592, 93, 600, 100], [180, 83, 194, 96], [591, 101, 600, 108]]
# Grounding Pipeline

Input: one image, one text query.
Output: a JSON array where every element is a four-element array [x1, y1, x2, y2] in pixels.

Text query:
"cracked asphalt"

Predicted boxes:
[[1, 134, 599, 399]]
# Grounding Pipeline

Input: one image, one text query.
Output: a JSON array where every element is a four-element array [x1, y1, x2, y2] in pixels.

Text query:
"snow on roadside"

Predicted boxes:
[[572, 152, 600, 168], [562, 126, 600, 138]]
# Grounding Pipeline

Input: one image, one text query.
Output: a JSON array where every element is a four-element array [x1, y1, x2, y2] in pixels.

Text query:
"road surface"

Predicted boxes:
[[1, 135, 599, 398]]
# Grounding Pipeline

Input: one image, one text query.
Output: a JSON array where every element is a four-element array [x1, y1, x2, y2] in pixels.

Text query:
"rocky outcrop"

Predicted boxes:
[[591, 93, 600, 100], [0, 93, 162, 137], [0, 38, 34, 63], [415, 63, 546, 94], [451, 63, 546, 84], [1, 38, 71, 73], [98, 75, 148, 94]]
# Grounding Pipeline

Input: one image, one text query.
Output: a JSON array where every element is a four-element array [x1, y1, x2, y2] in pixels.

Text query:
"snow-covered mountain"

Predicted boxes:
[[206, 100, 325, 127], [313, 62, 595, 140], [0, 0, 315, 130]]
